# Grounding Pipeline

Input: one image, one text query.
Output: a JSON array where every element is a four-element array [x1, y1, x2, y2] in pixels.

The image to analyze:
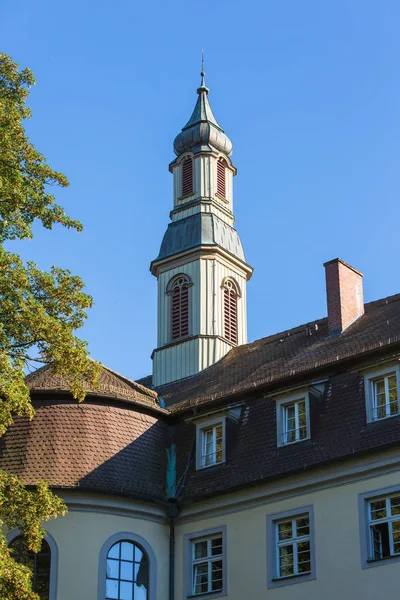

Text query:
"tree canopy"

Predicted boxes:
[[0, 52, 99, 598]]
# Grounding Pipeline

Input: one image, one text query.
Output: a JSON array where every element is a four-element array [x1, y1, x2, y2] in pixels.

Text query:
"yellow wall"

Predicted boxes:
[[43, 499, 169, 600], [175, 462, 400, 600]]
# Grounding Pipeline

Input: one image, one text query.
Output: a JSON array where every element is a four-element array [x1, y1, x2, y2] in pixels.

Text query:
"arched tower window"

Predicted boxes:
[[223, 279, 239, 345], [181, 157, 193, 197], [8, 535, 52, 600], [169, 275, 190, 340], [105, 540, 149, 600], [217, 159, 226, 198]]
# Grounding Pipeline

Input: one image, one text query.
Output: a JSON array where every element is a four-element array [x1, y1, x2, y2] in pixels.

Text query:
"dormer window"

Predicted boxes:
[[169, 275, 190, 341], [364, 364, 400, 422], [181, 157, 193, 197], [195, 417, 226, 470], [276, 391, 311, 447], [216, 159, 226, 199], [223, 279, 239, 345]]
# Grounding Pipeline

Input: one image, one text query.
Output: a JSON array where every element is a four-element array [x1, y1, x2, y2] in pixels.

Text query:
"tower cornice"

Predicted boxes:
[[150, 245, 253, 280]]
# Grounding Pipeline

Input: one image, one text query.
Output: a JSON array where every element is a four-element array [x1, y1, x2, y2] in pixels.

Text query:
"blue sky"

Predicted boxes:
[[1, 0, 399, 380]]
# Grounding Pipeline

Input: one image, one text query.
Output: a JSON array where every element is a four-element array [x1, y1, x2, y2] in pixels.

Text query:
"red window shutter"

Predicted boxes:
[[171, 279, 190, 340], [181, 159, 193, 197], [217, 160, 226, 198], [224, 286, 238, 344]]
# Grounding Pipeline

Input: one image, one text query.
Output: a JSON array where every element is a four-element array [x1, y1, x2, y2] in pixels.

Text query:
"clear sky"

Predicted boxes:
[[1, 0, 400, 380]]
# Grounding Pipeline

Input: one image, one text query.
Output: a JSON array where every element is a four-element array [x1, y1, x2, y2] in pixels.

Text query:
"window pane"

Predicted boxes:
[[296, 517, 310, 536], [194, 563, 208, 594], [211, 538, 222, 556], [121, 542, 134, 561], [194, 541, 208, 559], [107, 559, 119, 579], [108, 543, 120, 560], [121, 561, 134, 582], [211, 560, 223, 590], [391, 497, 400, 516], [278, 521, 293, 540], [134, 582, 148, 600], [375, 379, 385, 395], [120, 580, 133, 600], [371, 500, 387, 520], [134, 546, 143, 564], [106, 579, 119, 599]]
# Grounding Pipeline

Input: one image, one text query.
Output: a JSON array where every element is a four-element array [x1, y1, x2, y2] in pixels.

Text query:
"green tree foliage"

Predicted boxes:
[[0, 52, 100, 598]]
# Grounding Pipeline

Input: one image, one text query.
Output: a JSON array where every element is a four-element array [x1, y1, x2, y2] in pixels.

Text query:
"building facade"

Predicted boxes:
[[2, 70, 400, 600]]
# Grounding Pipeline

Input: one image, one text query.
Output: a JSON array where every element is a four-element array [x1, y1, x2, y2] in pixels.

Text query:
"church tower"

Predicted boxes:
[[151, 66, 253, 386]]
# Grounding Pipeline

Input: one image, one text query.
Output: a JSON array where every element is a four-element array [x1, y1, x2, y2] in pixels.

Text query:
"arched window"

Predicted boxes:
[[181, 157, 193, 197], [8, 535, 52, 600], [99, 532, 156, 600], [105, 540, 149, 600], [170, 275, 190, 340], [217, 159, 226, 198], [223, 279, 239, 344]]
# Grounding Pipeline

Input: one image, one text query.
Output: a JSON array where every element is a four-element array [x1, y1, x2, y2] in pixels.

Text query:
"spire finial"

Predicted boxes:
[[198, 50, 209, 94]]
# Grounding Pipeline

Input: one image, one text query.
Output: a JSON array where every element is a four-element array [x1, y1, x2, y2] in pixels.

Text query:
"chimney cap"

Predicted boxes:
[[323, 257, 363, 278]]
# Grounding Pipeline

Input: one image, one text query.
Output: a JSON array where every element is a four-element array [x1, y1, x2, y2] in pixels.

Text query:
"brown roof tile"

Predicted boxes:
[[147, 293, 400, 411], [0, 400, 167, 503]]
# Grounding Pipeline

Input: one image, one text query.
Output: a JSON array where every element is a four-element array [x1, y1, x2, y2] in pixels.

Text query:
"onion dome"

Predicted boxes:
[[173, 68, 233, 157]]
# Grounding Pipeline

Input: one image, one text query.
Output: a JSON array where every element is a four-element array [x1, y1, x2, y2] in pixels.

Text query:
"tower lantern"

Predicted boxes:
[[150, 66, 253, 386]]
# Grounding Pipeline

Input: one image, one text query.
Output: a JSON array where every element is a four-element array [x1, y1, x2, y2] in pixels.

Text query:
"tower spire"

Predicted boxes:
[[198, 50, 208, 93]]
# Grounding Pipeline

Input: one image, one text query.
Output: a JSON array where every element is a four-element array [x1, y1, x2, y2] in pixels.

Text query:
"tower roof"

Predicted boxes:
[[173, 67, 233, 157]]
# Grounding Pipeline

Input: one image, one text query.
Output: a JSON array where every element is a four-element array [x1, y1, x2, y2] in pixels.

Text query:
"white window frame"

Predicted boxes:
[[184, 526, 227, 600], [363, 363, 400, 423], [267, 506, 316, 588], [276, 391, 311, 447], [195, 416, 226, 470], [359, 485, 400, 569]]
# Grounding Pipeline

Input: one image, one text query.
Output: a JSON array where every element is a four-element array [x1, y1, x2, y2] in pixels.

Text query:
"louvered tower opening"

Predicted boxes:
[[181, 158, 193, 197], [223, 280, 238, 344], [171, 276, 190, 340], [217, 159, 226, 198]]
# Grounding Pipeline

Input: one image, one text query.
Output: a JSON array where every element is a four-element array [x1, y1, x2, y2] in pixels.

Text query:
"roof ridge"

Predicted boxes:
[[100, 364, 158, 399]]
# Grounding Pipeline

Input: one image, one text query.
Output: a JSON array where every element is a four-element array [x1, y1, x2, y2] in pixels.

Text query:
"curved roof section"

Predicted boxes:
[[26, 364, 160, 410], [156, 213, 246, 263], [0, 402, 167, 502], [173, 73, 233, 157]]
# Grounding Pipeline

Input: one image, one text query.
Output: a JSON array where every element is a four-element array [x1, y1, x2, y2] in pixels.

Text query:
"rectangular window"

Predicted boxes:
[[184, 527, 227, 599], [276, 515, 311, 578], [276, 392, 310, 447], [201, 424, 223, 468], [267, 506, 315, 588], [195, 417, 226, 471], [372, 373, 399, 420], [364, 365, 400, 423], [368, 495, 400, 560], [192, 535, 223, 595]]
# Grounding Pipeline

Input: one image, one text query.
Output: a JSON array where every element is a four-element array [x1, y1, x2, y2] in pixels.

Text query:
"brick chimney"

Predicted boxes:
[[324, 258, 364, 335]]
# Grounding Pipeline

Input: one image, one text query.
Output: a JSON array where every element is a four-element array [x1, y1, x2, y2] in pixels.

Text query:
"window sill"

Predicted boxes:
[[278, 436, 311, 449], [197, 460, 225, 471], [215, 193, 228, 203], [272, 571, 311, 582], [268, 572, 316, 588], [368, 412, 400, 424], [367, 554, 400, 564]]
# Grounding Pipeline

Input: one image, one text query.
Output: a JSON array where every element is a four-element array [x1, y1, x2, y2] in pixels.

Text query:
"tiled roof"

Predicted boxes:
[[0, 400, 167, 503], [26, 363, 162, 411], [147, 293, 400, 411], [1, 292, 399, 506], [175, 370, 400, 504]]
